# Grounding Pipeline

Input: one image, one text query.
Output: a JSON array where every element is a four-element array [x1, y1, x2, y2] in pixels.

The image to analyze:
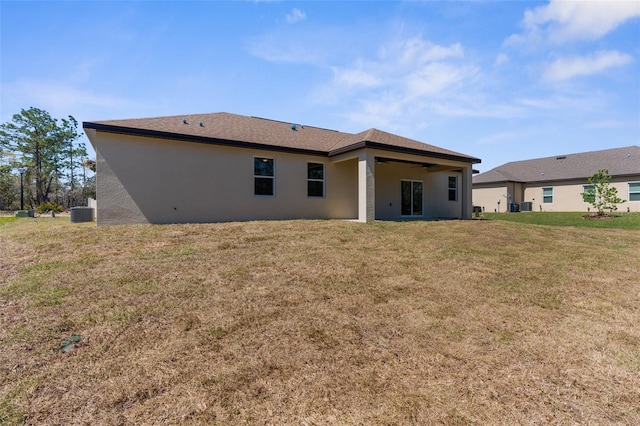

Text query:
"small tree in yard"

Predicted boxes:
[[582, 169, 625, 215]]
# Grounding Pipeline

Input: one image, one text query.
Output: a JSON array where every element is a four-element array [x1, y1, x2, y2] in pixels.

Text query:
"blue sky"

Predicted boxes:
[[1, 1, 639, 172]]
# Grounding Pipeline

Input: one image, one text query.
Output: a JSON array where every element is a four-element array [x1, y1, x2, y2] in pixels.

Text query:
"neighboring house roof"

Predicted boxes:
[[83, 112, 480, 164], [473, 146, 640, 185]]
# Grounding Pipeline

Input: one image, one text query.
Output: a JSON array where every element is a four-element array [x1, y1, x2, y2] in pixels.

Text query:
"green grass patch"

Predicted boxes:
[[483, 211, 640, 229], [0, 216, 17, 226], [1, 261, 71, 299], [0, 258, 99, 305], [33, 287, 71, 307], [0, 378, 36, 425]]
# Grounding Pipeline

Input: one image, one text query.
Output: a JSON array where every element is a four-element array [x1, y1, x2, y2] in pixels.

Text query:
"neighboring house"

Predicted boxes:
[[473, 146, 640, 213], [83, 112, 481, 225]]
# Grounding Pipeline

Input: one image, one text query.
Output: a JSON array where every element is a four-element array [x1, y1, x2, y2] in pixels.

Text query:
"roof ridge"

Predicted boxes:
[[492, 170, 511, 180], [362, 128, 379, 139], [326, 128, 382, 152], [476, 168, 514, 181], [249, 115, 343, 133]]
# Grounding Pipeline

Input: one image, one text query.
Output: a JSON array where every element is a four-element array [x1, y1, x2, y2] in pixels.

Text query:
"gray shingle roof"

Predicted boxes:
[[473, 146, 640, 184], [83, 112, 480, 163]]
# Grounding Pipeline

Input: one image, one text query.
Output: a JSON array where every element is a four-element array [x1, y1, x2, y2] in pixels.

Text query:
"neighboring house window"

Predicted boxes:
[[630, 183, 640, 202], [401, 180, 423, 216], [254, 157, 275, 196], [307, 163, 325, 197], [542, 187, 553, 203], [583, 185, 595, 203], [448, 176, 458, 202]]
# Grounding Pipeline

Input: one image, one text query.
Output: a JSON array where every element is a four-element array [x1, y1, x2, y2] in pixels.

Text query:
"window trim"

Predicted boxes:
[[401, 179, 424, 217], [307, 162, 325, 198], [629, 182, 640, 202], [254, 157, 275, 197], [542, 187, 553, 204]]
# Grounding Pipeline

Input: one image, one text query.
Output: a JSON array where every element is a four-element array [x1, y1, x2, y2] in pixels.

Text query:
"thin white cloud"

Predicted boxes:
[[343, 94, 526, 132], [542, 50, 633, 81], [307, 34, 533, 131], [331, 66, 382, 89], [476, 131, 522, 145], [393, 38, 464, 65], [508, 0, 640, 46], [405, 63, 477, 99], [10, 80, 141, 110], [585, 119, 626, 129], [428, 101, 524, 119], [517, 97, 557, 109], [494, 53, 509, 67], [518, 92, 604, 111], [345, 95, 406, 132], [286, 8, 306, 24], [248, 40, 321, 64], [313, 36, 485, 129], [1, 79, 147, 124], [247, 29, 328, 64], [324, 37, 472, 100]]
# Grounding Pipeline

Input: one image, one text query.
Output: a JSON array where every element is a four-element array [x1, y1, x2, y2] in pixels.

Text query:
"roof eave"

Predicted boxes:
[[329, 140, 481, 164], [526, 172, 640, 185], [83, 122, 330, 157], [472, 180, 509, 186]]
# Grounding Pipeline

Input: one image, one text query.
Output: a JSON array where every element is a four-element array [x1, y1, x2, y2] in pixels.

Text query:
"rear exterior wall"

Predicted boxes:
[[524, 177, 640, 213], [91, 132, 358, 225], [472, 184, 508, 213], [473, 177, 640, 213], [374, 162, 464, 220]]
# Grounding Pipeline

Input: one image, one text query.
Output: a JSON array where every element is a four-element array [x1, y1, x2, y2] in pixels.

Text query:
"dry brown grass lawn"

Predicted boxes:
[[1, 218, 639, 425]]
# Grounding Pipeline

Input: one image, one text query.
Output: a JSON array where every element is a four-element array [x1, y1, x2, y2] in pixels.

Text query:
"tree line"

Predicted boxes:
[[0, 107, 95, 211]]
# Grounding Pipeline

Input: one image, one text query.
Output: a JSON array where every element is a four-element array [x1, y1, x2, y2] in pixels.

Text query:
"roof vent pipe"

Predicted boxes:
[[199, 121, 204, 127], [291, 124, 297, 131], [183, 118, 188, 124]]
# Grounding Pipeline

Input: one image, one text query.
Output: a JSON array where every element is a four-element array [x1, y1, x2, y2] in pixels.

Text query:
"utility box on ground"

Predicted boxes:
[[70, 207, 94, 223], [520, 202, 533, 212]]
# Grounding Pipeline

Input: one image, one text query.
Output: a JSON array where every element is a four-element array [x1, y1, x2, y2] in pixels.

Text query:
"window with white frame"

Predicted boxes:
[[307, 163, 325, 197], [629, 183, 640, 202], [448, 176, 458, 202], [254, 157, 275, 196], [542, 187, 553, 203], [582, 185, 595, 203]]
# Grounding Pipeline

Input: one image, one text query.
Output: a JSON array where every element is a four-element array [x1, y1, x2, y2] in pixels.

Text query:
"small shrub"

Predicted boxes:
[[35, 202, 64, 214]]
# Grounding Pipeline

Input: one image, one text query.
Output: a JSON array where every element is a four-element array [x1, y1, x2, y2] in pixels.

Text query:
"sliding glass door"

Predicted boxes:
[[401, 180, 423, 217]]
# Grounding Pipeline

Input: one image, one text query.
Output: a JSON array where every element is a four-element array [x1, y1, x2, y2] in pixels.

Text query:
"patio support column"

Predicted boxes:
[[358, 151, 375, 222], [461, 164, 472, 219]]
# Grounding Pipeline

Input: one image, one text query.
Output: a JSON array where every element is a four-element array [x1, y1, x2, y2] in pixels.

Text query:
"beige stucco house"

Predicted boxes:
[[473, 146, 640, 213], [83, 112, 481, 225]]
